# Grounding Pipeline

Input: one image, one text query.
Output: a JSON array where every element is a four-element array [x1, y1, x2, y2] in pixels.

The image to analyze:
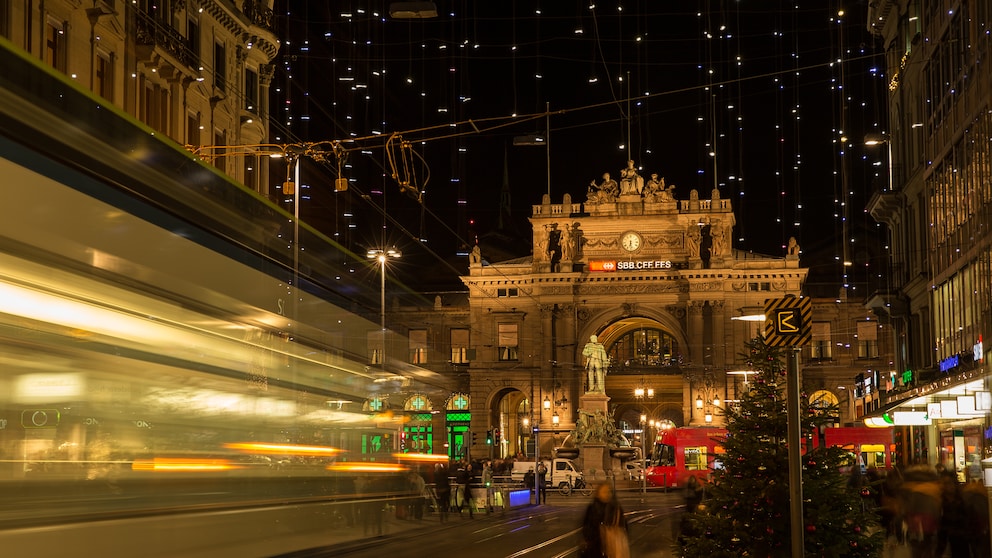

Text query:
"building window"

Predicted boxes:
[[213, 129, 225, 171], [187, 18, 200, 64], [409, 329, 428, 364], [811, 322, 832, 360], [44, 19, 66, 72], [450, 328, 470, 364], [403, 422, 432, 453], [187, 111, 201, 147], [497, 323, 519, 361], [95, 50, 114, 101], [141, 78, 170, 135], [809, 389, 839, 412], [0, 0, 10, 38], [214, 42, 226, 92], [497, 287, 518, 297], [856, 321, 879, 359], [244, 67, 258, 112], [607, 327, 681, 368]]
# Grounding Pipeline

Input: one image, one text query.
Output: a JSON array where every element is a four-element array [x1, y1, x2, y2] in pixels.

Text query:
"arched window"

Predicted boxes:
[[809, 390, 839, 412], [607, 328, 681, 369]]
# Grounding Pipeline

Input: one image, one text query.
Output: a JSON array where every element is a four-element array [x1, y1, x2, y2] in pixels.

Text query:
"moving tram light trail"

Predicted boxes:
[[0, 41, 446, 556]]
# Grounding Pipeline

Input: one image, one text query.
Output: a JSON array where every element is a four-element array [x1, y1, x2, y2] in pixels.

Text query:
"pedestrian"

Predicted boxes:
[[580, 483, 629, 558], [537, 461, 548, 504], [901, 464, 942, 558], [482, 460, 494, 512], [961, 479, 991, 558], [457, 461, 475, 518], [408, 470, 426, 520], [434, 463, 451, 523], [684, 475, 703, 513]]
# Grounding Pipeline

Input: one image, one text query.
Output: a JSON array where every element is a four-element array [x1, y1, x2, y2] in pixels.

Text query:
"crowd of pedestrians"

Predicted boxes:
[[860, 463, 990, 558]]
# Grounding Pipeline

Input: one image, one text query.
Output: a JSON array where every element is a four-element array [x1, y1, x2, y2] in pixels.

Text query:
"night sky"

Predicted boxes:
[[269, 1, 889, 296]]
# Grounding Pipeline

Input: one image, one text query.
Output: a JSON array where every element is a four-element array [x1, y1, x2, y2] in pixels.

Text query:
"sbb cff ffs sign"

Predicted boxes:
[[589, 260, 673, 272], [763, 297, 812, 347]]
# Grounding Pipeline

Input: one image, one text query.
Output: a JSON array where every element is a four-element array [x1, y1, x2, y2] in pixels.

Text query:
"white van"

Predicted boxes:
[[510, 458, 583, 490]]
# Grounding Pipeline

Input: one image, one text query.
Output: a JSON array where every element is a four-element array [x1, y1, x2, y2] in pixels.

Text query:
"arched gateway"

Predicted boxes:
[[462, 164, 806, 463]]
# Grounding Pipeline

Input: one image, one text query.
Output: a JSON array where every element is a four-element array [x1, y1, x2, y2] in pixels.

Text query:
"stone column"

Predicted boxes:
[[710, 300, 727, 368], [688, 301, 704, 365]]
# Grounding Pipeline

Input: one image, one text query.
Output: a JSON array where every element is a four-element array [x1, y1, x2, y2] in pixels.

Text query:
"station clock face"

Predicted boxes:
[[620, 231, 642, 252]]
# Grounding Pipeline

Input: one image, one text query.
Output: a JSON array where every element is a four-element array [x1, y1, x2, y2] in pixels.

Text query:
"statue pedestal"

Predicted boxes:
[[578, 392, 613, 481], [580, 392, 610, 414], [581, 444, 609, 483]]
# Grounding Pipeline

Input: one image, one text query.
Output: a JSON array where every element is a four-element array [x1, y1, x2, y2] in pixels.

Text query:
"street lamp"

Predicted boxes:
[[864, 132, 893, 193], [367, 247, 401, 367], [639, 413, 648, 493]]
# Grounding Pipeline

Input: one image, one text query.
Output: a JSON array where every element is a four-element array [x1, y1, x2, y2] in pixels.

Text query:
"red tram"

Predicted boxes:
[[644, 426, 726, 488], [644, 425, 894, 488]]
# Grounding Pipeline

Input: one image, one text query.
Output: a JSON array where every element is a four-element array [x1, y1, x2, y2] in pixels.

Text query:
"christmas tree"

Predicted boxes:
[[677, 338, 884, 557]]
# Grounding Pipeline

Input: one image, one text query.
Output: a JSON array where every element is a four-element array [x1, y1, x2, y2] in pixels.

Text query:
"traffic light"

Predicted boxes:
[[471, 431, 477, 445], [493, 428, 501, 445], [485, 429, 493, 445]]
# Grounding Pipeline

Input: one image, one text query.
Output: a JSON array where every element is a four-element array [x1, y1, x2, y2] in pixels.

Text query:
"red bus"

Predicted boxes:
[[644, 427, 727, 488]]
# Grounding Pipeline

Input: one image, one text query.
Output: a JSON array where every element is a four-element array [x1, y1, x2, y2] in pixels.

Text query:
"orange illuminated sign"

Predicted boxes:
[[589, 260, 674, 272]]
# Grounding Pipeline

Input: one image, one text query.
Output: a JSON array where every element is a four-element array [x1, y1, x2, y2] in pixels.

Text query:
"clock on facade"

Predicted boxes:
[[620, 231, 642, 252]]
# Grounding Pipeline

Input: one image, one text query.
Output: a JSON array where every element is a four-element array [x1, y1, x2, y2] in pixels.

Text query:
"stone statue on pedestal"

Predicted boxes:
[[582, 334, 609, 393]]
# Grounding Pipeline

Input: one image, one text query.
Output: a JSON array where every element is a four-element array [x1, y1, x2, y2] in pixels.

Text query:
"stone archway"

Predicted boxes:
[[489, 387, 533, 460]]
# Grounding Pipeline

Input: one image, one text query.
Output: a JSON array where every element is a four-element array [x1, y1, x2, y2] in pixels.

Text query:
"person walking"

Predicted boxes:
[[901, 464, 942, 558], [408, 470, 426, 520], [684, 475, 703, 513], [433, 463, 451, 523], [457, 461, 475, 518], [482, 460, 494, 512], [537, 461, 549, 504], [580, 483, 629, 558]]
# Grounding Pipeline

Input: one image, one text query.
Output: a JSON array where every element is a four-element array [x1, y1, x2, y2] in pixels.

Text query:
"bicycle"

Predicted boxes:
[[558, 474, 592, 496]]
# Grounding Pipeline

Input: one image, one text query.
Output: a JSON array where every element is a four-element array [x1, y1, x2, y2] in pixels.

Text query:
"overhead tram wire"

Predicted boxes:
[[257, 53, 878, 290], [313, 53, 881, 159], [257, 52, 881, 319]]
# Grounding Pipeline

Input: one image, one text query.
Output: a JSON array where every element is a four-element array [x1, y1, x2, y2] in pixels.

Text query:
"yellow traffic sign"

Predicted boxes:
[[763, 297, 811, 347]]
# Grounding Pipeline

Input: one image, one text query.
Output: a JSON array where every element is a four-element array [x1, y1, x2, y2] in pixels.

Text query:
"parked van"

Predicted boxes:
[[510, 458, 583, 491]]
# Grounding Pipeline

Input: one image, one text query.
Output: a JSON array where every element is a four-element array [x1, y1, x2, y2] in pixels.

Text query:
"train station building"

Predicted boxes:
[[393, 166, 900, 468]]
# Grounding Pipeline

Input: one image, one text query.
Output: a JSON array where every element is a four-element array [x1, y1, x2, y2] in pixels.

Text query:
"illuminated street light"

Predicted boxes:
[[367, 247, 402, 366]]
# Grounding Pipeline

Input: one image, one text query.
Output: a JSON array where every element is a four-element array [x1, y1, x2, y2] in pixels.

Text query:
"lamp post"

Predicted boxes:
[[864, 133, 893, 193], [639, 413, 647, 493], [691, 371, 723, 425], [367, 247, 401, 367]]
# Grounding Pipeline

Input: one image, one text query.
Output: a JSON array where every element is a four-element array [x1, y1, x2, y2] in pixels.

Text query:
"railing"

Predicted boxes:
[[134, 10, 198, 69]]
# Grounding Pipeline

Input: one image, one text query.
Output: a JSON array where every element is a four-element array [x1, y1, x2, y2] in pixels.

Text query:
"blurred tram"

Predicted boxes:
[[0, 39, 451, 537]]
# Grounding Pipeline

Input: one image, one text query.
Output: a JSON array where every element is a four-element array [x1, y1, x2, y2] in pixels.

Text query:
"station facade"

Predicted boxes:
[[458, 167, 811, 460]]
